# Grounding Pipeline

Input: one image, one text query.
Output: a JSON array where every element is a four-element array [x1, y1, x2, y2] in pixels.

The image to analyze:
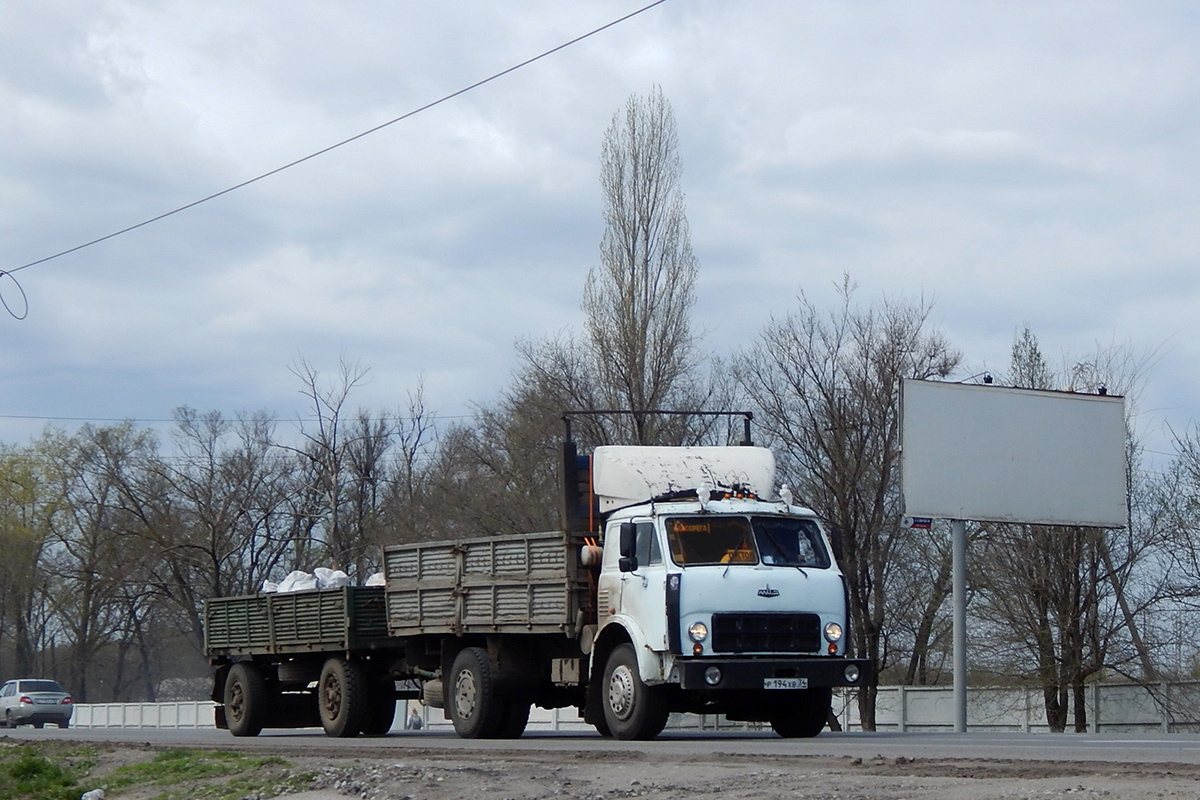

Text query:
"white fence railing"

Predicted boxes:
[[838, 680, 1200, 733], [73, 702, 215, 729], [71, 680, 1200, 733]]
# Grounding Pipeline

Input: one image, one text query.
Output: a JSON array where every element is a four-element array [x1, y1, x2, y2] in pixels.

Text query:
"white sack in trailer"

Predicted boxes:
[[900, 379, 1128, 528]]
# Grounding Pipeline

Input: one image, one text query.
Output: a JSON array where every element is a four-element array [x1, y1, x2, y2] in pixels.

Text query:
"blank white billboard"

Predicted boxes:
[[901, 379, 1128, 528]]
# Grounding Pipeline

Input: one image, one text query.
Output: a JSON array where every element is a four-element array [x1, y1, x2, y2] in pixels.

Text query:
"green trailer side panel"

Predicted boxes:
[[383, 530, 591, 637], [204, 586, 390, 657]]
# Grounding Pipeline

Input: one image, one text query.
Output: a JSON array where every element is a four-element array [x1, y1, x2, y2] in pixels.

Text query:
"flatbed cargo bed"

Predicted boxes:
[[204, 586, 393, 657], [383, 530, 592, 637]]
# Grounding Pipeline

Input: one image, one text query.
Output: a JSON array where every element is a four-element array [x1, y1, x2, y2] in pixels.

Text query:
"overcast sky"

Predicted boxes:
[[2, 1, 1198, 461]]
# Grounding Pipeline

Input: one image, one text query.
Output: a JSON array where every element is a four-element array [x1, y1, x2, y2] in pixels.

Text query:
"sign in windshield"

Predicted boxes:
[[665, 516, 830, 568]]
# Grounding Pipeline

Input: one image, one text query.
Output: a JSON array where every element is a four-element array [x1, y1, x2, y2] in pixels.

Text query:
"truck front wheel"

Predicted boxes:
[[770, 687, 831, 738], [225, 662, 266, 737], [602, 644, 668, 740], [319, 657, 367, 737], [448, 646, 505, 738]]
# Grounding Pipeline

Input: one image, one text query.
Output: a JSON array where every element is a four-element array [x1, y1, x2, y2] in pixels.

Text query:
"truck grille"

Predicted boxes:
[[710, 613, 821, 653]]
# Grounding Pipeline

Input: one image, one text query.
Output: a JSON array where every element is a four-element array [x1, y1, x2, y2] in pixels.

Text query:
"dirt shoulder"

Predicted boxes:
[[10, 738, 1200, 800]]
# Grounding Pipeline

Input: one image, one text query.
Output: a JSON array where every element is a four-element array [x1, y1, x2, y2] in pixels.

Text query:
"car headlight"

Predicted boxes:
[[824, 622, 844, 643], [688, 621, 709, 642]]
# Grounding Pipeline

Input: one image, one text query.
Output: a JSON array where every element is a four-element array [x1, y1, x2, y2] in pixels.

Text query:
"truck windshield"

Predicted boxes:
[[665, 516, 830, 568]]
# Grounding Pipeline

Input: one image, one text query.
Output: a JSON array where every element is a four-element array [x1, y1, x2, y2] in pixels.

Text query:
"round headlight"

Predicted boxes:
[[688, 621, 709, 642], [704, 666, 722, 686], [844, 664, 861, 683], [824, 622, 844, 643]]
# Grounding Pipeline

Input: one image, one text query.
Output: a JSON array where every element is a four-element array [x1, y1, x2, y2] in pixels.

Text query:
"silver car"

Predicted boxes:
[[0, 679, 74, 728]]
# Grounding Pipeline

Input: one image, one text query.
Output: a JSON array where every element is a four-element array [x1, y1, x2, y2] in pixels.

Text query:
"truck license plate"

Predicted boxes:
[[764, 678, 808, 690]]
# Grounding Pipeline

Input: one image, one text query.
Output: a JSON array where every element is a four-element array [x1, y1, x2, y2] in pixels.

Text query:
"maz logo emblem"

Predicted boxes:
[[757, 586, 780, 598]]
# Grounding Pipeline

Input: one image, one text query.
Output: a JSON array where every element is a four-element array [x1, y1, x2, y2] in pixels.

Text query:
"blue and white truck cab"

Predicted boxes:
[[581, 444, 870, 739]]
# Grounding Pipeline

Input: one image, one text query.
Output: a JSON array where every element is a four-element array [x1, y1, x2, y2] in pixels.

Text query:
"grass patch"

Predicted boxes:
[[0, 745, 97, 800], [0, 744, 296, 800], [102, 749, 294, 799]]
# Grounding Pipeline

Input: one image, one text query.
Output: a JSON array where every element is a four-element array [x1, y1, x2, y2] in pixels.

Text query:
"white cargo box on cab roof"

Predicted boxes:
[[591, 445, 776, 512]]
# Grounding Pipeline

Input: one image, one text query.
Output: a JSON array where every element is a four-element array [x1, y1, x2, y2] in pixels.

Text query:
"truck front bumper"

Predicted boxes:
[[676, 656, 872, 691]]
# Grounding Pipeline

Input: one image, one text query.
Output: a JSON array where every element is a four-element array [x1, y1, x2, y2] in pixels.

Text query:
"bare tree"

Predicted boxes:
[[971, 327, 1165, 731], [289, 356, 381, 576], [38, 423, 154, 701], [142, 408, 296, 652], [735, 277, 961, 729], [444, 88, 718, 534], [583, 85, 704, 444], [888, 524, 955, 685]]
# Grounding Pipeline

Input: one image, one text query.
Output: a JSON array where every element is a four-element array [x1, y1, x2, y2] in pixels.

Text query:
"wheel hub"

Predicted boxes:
[[454, 669, 478, 720], [322, 674, 343, 717], [607, 664, 636, 721], [228, 683, 245, 720]]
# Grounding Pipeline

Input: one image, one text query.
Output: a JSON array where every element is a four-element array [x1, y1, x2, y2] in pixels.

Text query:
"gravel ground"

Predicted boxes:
[[75, 744, 1200, 800]]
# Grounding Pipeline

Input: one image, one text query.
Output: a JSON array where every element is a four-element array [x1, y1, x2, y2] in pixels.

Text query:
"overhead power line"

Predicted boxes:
[[4, 0, 669, 279], [0, 412, 474, 424]]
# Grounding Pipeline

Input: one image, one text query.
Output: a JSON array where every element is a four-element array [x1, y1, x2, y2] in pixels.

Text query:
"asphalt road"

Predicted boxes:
[[7, 726, 1200, 765]]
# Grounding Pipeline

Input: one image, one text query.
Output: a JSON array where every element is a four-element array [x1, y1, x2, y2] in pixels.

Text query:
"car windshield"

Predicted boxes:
[[19, 680, 64, 693], [665, 516, 830, 568]]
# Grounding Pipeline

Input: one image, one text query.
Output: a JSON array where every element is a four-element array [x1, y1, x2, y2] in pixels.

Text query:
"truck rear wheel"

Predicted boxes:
[[319, 657, 367, 737], [496, 699, 530, 738], [448, 646, 505, 738], [225, 662, 266, 737], [602, 643, 668, 740], [770, 687, 831, 738], [360, 675, 397, 735]]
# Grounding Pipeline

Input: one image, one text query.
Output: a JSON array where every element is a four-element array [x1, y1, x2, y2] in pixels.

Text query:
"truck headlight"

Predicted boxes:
[[688, 621, 709, 643], [824, 622, 844, 643]]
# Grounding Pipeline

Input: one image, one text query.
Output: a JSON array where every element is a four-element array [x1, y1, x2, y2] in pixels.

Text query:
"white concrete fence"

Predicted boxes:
[[838, 680, 1200, 734], [71, 679, 1200, 733]]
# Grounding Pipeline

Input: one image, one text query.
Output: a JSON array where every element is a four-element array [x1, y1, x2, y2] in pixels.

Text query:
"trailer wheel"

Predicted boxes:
[[448, 646, 504, 738], [225, 662, 266, 737], [360, 675, 397, 736], [318, 657, 366, 737], [769, 687, 831, 738], [602, 643, 668, 740]]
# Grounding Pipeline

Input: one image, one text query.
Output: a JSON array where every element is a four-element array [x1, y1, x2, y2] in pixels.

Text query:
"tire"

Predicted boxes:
[[422, 678, 444, 709], [224, 662, 266, 737], [601, 643, 669, 741], [58, 721, 70, 729], [770, 687, 832, 738], [496, 699, 530, 739], [448, 647, 505, 739], [360, 675, 397, 736], [32, 722, 44, 729], [318, 657, 367, 738], [591, 715, 612, 737]]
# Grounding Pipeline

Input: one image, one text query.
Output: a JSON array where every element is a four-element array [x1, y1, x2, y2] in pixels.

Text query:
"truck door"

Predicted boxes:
[[617, 520, 669, 651]]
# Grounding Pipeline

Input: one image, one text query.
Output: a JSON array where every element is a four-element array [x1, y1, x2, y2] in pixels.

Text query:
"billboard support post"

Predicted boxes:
[[953, 518, 967, 733]]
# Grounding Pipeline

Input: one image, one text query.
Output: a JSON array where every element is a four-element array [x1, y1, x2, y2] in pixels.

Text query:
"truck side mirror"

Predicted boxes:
[[618, 522, 638, 572], [829, 525, 844, 563]]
